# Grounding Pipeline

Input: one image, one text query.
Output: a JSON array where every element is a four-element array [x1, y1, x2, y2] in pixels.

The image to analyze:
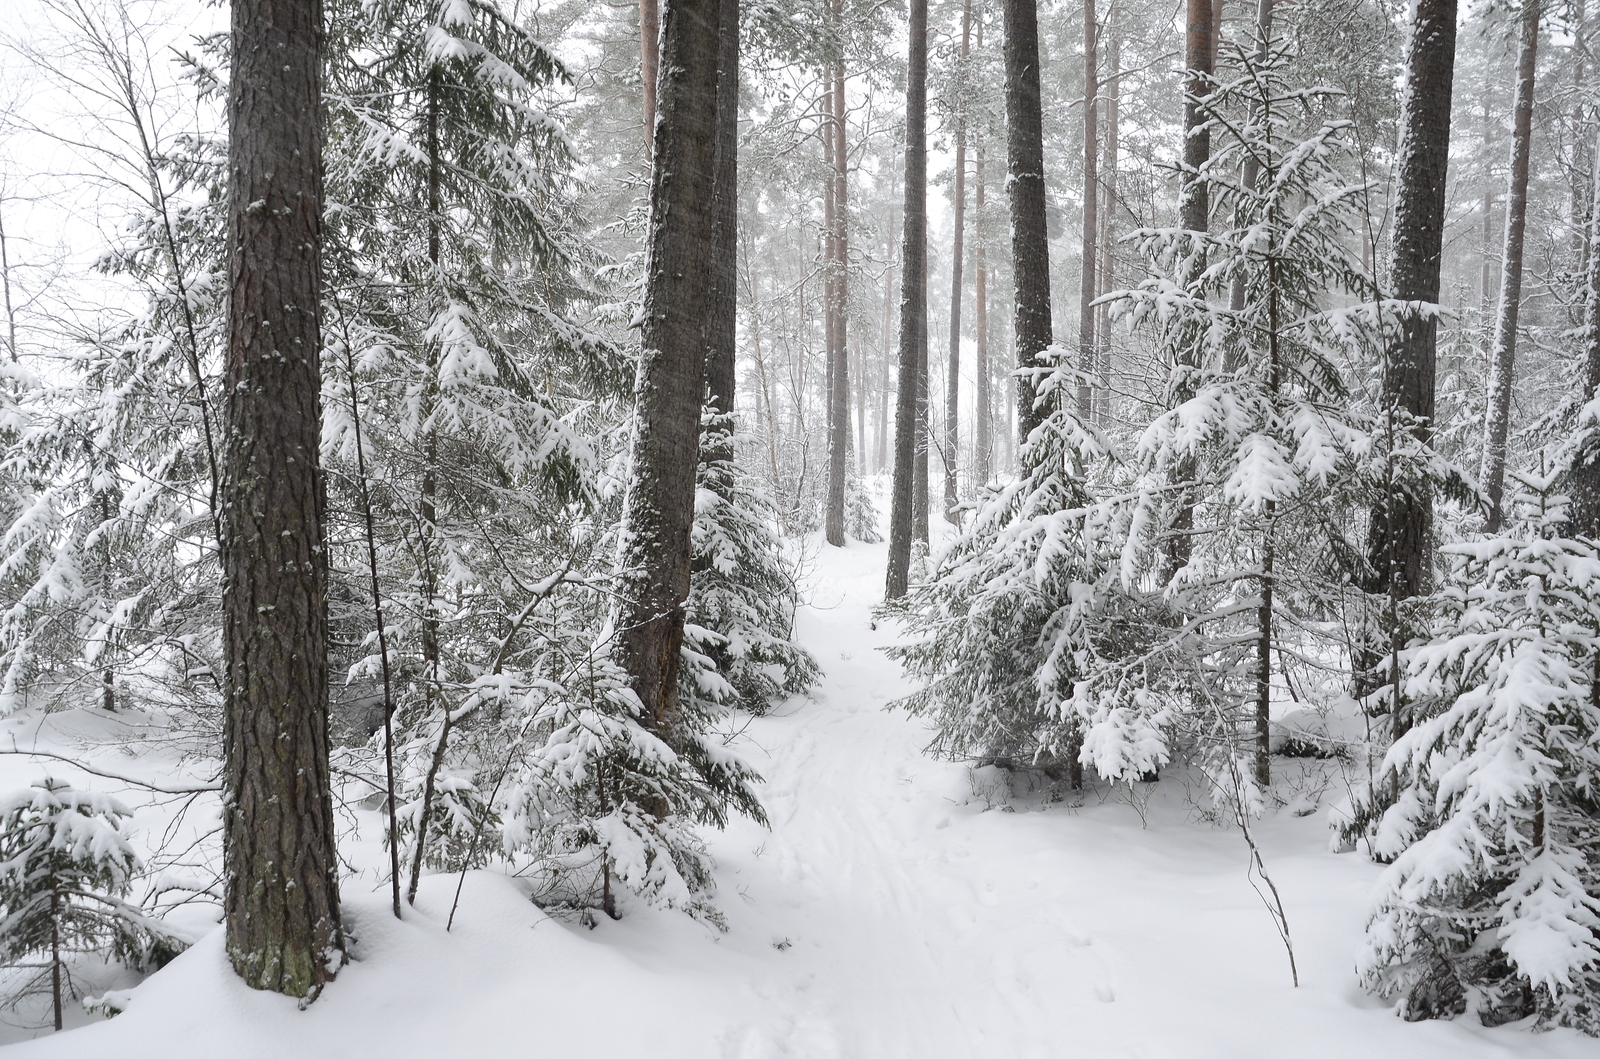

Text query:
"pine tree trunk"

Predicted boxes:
[[826, 26, 851, 547], [1570, 0, 1590, 273], [1168, 0, 1215, 578], [1095, 26, 1119, 427], [1367, 0, 1456, 609], [615, 0, 723, 739], [641, 0, 660, 158], [1004, 0, 1054, 448], [1227, 0, 1273, 327], [706, 0, 739, 419], [945, 0, 971, 524], [1480, 189, 1495, 311], [222, 0, 343, 998], [975, 135, 992, 484], [1077, 0, 1097, 418], [887, 0, 928, 599], [1480, 0, 1541, 533]]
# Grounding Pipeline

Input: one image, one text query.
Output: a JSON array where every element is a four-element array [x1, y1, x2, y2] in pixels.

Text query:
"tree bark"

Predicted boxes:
[[1167, 0, 1216, 578], [1004, 0, 1054, 447], [615, 0, 723, 739], [222, 0, 343, 998], [975, 136, 992, 483], [887, 0, 928, 598], [706, 0, 739, 419], [1077, 0, 1097, 418], [1227, 0, 1273, 325], [944, 0, 972, 523], [1367, 0, 1456, 606], [826, 18, 851, 547], [1095, 24, 1119, 427], [1480, 0, 1541, 533], [1181, 0, 1215, 241], [642, 0, 660, 159]]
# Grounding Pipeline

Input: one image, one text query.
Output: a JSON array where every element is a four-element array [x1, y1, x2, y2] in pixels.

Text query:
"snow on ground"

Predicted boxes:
[[7, 537, 1598, 1057]]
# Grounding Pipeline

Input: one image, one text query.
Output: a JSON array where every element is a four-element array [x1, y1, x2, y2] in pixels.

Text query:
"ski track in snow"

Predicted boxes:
[[6, 538, 1597, 1057]]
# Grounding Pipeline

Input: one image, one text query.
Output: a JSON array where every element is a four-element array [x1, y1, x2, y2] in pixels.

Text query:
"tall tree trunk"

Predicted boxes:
[[826, 22, 851, 546], [222, 0, 343, 998], [945, 0, 972, 523], [642, 0, 660, 158], [975, 135, 992, 483], [887, 0, 928, 598], [615, 0, 723, 741], [1365, 0, 1457, 701], [1004, 0, 1054, 448], [1077, 0, 1097, 417], [1480, 189, 1495, 310], [1165, 0, 1216, 579], [1095, 25, 1119, 427], [1567, 126, 1600, 535], [1181, 0, 1215, 241], [1480, 0, 1542, 533], [1571, 0, 1590, 273], [706, 0, 739, 420], [1227, 0, 1273, 325]]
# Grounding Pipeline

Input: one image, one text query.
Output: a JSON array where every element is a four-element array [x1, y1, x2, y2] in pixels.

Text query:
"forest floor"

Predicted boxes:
[[5, 535, 1598, 1057]]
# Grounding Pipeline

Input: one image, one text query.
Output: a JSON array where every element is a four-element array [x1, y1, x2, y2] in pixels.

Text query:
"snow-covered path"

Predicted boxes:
[[10, 539, 1596, 1057]]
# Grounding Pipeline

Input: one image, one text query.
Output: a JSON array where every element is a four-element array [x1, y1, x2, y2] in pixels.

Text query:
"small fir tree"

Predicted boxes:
[[1360, 467, 1600, 1032], [0, 780, 185, 1030]]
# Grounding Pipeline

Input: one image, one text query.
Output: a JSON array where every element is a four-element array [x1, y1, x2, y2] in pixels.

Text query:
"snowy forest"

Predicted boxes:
[[0, 0, 1598, 1051]]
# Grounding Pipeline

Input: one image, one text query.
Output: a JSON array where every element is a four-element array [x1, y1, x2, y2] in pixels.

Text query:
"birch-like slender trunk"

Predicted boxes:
[[1077, 0, 1097, 417], [1095, 26, 1119, 427], [944, 0, 972, 523], [1480, 0, 1542, 533], [826, 22, 851, 546]]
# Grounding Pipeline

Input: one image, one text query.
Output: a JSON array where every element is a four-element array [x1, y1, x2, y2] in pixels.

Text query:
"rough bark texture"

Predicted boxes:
[[1004, 0, 1053, 446], [944, 0, 971, 524], [705, 0, 739, 419], [1167, 0, 1215, 578], [1479, 0, 1540, 533], [615, 0, 722, 736], [1077, 0, 1097, 417], [1366, 0, 1456, 606], [887, 0, 928, 599], [825, 21, 850, 547], [642, 0, 660, 158], [222, 0, 344, 999]]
